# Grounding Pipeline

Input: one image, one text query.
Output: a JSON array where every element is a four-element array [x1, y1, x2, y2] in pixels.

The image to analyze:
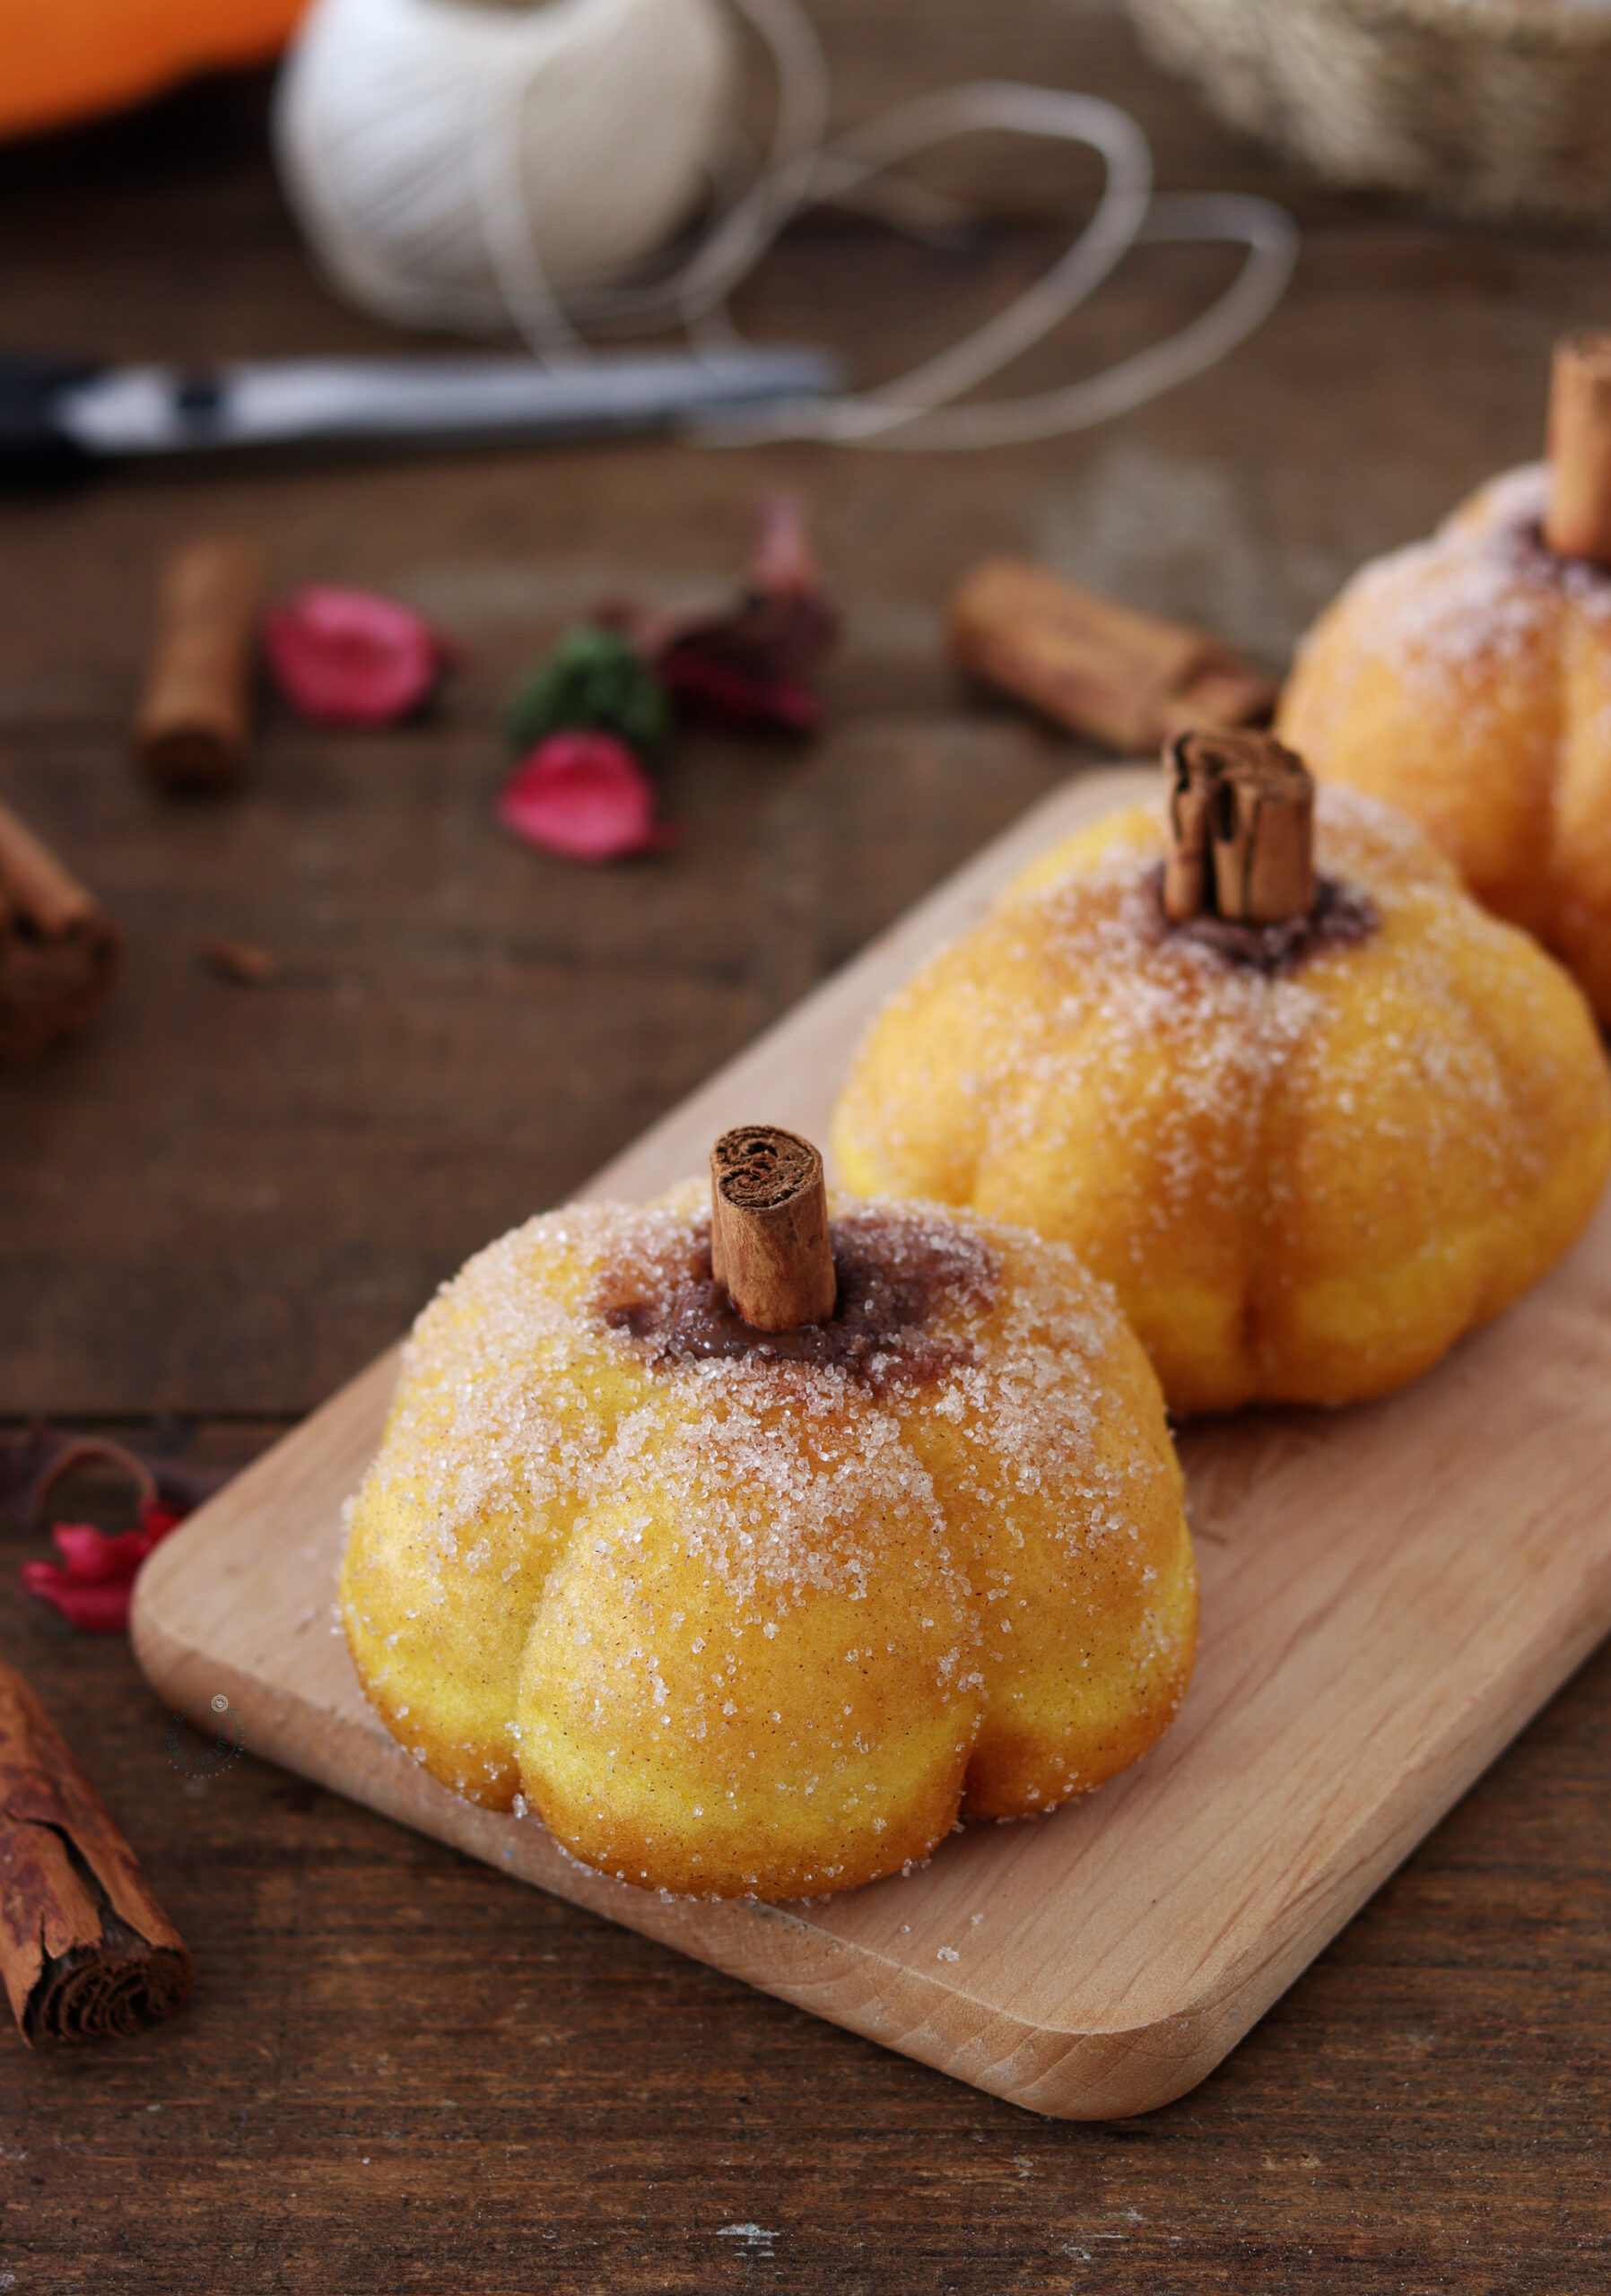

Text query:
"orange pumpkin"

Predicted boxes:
[[1, 2, 305, 142], [1280, 333, 1611, 1024]]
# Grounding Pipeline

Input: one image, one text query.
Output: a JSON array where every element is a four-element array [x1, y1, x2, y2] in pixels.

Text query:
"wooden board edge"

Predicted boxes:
[[1140, 1550, 1611, 2117], [131, 1489, 1611, 2119], [129, 1581, 1229, 2118], [133, 1521, 1611, 2120]]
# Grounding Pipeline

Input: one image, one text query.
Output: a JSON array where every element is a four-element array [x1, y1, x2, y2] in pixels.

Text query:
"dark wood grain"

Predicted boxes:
[[2, 4, 1609, 2285], [5, 1465, 1611, 2294]]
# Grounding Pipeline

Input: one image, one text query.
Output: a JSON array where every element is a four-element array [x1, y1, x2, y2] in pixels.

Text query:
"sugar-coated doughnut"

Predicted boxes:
[[342, 1191, 1196, 1899], [1280, 464, 1611, 1022], [832, 786, 1611, 1413]]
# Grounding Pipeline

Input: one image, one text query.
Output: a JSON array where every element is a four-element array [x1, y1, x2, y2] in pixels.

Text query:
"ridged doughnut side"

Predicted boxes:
[[516, 1412, 982, 1898], [1248, 871, 1611, 1403], [340, 1203, 692, 1806], [893, 1222, 1193, 1822]]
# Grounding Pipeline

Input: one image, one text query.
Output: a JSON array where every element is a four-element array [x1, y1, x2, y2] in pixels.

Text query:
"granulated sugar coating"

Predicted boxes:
[[341, 1191, 1196, 1899], [1279, 463, 1611, 1023], [832, 785, 1611, 1414]]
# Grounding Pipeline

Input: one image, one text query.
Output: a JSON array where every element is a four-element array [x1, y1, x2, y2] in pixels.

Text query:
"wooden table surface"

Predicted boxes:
[[3, 5, 1608, 2287]]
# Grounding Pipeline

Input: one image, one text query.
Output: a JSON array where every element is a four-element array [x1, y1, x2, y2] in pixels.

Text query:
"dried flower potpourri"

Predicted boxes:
[[497, 497, 837, 863], [22, 1498, 186, 1635], [504, 626, 673, 760], [264, 585, 446, 726], [647, 495, 838, 735], [496, 731, 675, 864], [12, 1432, 221, 1635]]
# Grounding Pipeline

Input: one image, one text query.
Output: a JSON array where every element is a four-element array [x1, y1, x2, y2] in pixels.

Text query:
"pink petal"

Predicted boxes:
[[753, 493, 819, 596], [264, 586, 443, 726], [50, 1522, 153, 1580], [21, 1561, 135, 1634], [496, 731, 675, 864]]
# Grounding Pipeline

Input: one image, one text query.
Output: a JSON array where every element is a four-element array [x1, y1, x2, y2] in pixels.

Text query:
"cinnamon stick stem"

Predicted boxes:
[[1545, 331, 1611, 567], [710, 1126, 837, 1334], [0, 796, 120, 1063], [949, 560, 1277, 754], [0, 1664, 192, 2044], [1163, 738, 1218, 924], [1213, 742, 1316, 926], [135, 537, 263, 792], [1163, 731, 1316, 926]]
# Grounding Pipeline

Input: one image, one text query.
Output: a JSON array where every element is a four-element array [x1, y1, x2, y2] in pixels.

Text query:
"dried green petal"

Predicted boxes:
[[504, 626, 673, 759]]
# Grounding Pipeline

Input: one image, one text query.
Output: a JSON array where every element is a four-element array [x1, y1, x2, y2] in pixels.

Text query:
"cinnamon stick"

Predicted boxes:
[[0, 1664, 192, 2044], [1163, 735, 1219, 924], [0, 796, 120, 1063], [1545, 331, 1611, 567], [1212, 736, 1316, 925], [1163, 730, 1315, 926], [710, 1125, 837, 1333], [949, 560, 1277, 754], [135, 537, 263, 791]]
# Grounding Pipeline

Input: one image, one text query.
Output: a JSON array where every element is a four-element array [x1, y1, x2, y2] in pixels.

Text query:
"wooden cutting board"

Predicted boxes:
[[132, 764, 1611, 2120]]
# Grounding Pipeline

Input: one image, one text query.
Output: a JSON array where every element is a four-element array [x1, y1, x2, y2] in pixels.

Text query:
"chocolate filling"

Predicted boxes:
[[1148, 865, 1377, 973], [599, 1210, 997, 1389]]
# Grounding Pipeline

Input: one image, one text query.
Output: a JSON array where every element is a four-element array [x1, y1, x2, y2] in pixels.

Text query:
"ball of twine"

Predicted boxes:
[[274, 0, 1302, 448], [275, 0, 738, 335]]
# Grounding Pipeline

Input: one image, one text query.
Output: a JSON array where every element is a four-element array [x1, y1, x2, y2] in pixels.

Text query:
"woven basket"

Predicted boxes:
[[1128, 0, 1611, 219]]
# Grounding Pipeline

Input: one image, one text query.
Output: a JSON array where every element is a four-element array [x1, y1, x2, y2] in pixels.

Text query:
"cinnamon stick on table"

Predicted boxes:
[[949, 560, 1277, 754], [0, 796, 120, 1062], [0, 1663, 192, 2044], [1544, 331, 1611, 567], [710, 1126, 837, 1333], [135, 536, 263, 791]]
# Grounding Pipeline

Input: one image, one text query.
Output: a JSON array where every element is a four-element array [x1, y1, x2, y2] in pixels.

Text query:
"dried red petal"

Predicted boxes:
[[647, 497, 837, 734], [20, 1487, 189, 1632], [657, 648, 823, 734], [44, 1500, 182, 1583], [496, 731, 675, 864], [49, 1522, 152, 1580], [20, 1561, 136, 1635], [264, 586, 443, 726]]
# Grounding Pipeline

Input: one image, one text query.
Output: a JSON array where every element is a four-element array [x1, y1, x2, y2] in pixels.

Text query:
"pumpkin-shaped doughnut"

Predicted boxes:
[[341, 1135, 1195, 1900], [1280, 332, 1611, 1022], [832, 736, 1611, 1415]]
